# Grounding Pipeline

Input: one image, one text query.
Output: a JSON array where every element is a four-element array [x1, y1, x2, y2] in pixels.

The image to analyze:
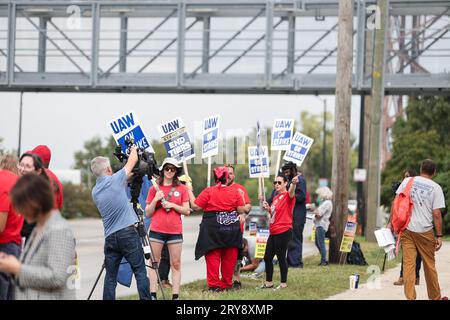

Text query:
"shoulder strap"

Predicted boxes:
[[165, 186, 177, 202], [404, 177, 415, 194]]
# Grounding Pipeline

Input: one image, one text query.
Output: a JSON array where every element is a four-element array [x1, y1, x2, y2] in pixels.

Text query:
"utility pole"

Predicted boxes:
[[322, 99, 327, 179], [366, 0, 388, 242], [329, 0, 354, 263], [17, 91, 23, 157]]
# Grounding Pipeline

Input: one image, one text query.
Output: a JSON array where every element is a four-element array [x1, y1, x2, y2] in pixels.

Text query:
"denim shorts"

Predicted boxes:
[[149, 230, 183, 244]]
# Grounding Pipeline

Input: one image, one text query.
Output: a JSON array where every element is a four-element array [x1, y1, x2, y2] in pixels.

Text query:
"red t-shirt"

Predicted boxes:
[[229, 183, 250, 204], [0, 170, 24, 245], [46, 169, 63, 209], [269, 191, 295, 235], [195, 185, 245, 212], [228, 183, 250, 231], [146, 184, 189, 234]]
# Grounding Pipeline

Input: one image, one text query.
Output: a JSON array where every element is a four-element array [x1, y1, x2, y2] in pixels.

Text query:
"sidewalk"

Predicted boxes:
[[328, 242, 450, 300]]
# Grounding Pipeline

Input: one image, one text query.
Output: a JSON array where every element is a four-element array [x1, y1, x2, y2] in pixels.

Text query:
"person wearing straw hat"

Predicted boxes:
[[313, 186, 333, 266], [145, 157, 190, 300]]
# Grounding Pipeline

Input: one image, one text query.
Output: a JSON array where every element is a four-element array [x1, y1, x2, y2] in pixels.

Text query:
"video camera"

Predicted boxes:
[[114, 137, 159, 181]]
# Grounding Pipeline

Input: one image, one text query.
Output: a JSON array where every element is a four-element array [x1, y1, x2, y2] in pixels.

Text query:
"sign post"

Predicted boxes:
[[271, 118, 294, 174], [202, 115, 220, 187]]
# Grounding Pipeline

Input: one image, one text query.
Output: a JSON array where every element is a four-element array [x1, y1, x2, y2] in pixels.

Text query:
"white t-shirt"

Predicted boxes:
[[396, 176, 446, 233], [314, 200, 333, 231]]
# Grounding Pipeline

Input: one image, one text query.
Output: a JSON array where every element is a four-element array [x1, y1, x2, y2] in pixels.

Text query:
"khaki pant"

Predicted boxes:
[[401, 229, 441, 300]]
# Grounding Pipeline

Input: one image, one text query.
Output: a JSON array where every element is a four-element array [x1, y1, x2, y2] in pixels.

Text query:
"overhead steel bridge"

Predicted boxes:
[[0, 0, 449, 94]]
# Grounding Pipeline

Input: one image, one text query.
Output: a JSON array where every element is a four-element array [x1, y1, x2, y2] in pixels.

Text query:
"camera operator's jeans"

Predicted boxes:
[[103, 226, 151, 300]]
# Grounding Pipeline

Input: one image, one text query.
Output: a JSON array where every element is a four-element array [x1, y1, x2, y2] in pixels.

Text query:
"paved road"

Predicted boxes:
[[69, 216, 316, 300], [328, 242, 450, 300]]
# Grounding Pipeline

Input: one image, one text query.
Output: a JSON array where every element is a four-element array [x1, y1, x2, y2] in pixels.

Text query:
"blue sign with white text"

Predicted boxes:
[[109, 111, 154, 153], [163, 131, 195, 163]]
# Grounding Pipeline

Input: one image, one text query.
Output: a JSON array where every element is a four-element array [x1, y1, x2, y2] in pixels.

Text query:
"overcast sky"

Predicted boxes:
[[0, 92, 362, 169]]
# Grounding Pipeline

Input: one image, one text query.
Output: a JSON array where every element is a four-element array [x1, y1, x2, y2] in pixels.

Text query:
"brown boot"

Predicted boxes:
[[393, 277, 403, 286], [415, 277, 420, 286]]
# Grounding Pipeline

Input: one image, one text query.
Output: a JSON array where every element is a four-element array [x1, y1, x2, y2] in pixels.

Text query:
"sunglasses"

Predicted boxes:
[[164, 166, 177, 173], [273, 181, 283, 186]]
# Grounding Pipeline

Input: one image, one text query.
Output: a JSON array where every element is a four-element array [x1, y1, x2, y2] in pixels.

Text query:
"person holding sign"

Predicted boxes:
[[313, 187, 333, 266], [268, 161, 307, 268], [261, 174, 298, 289], [192, 167, 247, 292], [145, 158, 190, 301]]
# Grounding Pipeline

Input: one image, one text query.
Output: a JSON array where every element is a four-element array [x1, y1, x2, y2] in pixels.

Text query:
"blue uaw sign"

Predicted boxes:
[[158, 117, 195, 163], [283, 132, 314, 167], [202, 115, 220, 158], [109, 111, 154, 153], [271, 118, 294, 151], [248, 146, 270, 178]]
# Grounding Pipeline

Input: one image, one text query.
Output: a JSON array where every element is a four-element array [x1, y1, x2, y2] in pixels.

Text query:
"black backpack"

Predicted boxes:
[[346, 241, 368, 265]]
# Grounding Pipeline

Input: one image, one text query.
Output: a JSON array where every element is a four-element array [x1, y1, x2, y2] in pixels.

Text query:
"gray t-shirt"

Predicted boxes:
[[92, 168, 138, 237], [314, 200, 333, 231], [396, 176, 445, 233]]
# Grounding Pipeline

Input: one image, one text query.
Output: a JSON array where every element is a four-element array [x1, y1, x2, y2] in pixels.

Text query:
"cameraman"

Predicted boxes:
[[91, 147, 151, 300]]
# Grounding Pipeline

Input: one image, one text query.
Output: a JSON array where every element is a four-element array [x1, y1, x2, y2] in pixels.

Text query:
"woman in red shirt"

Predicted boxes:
[[146, 158, 190, 300], [261, 174, 298, 289], [192, 167, 246, 292]]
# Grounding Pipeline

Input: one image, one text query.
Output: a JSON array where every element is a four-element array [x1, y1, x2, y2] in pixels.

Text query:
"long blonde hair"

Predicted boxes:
[[0, 154, 19, 175]]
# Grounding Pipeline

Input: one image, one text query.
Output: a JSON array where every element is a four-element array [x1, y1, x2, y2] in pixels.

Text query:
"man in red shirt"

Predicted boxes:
[[192, 167, 246, 292], [0, 158, 24, 300], [225, 164, 251, 290], [29, 145, 63, 210]]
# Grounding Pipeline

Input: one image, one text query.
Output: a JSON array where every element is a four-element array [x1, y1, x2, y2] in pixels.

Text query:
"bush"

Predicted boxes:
[[61, 183, 100, 219]]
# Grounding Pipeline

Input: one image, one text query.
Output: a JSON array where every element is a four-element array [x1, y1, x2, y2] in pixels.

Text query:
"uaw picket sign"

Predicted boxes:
[[202, 115, 220, 158], [271, 119, 294, 151], [109, 111, 154, 153], [158, 117, 195, 163], [248, 146, 270, 178], [283, 132, 314, 167]]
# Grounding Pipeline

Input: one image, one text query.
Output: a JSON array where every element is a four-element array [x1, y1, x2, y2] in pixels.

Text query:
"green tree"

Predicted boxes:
[[381, 96, 450, 234], [0, 137, 5, 155], [61, 183, 100, 219]]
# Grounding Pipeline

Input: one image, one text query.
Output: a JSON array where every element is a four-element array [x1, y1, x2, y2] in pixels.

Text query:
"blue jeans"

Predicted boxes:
[[103, 226, 151, 300], [315, 226, 327, 264], [0, 242, 21, 300]]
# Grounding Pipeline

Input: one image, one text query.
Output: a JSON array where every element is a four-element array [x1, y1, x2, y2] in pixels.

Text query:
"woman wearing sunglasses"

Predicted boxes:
[[145, 158, 190, 300], [261, 174, 298, 289]]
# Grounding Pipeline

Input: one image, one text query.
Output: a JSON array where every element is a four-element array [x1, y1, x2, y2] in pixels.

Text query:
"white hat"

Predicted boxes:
[[158, 157, 181, 171]]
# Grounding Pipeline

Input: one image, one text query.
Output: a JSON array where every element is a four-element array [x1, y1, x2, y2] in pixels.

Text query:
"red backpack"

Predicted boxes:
[[391, 177, 414, 253]]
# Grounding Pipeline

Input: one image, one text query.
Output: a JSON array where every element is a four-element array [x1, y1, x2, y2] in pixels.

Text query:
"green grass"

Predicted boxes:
[[123, 237, 400, 300]]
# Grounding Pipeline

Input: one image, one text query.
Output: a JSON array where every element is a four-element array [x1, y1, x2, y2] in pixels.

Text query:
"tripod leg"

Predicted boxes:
[[87, 262, 105, 300]]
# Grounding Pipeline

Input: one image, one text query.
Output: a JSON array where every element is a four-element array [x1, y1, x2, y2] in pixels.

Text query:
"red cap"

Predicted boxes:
[[30, 145, 51, 167]]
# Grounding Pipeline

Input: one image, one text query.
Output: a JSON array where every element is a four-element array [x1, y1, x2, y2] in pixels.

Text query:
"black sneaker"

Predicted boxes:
[[232, 281, 242, 290], [318, 262, 329, 266], [207, 287, 222, 293]]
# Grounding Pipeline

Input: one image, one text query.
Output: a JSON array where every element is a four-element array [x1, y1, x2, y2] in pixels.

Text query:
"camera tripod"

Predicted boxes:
[[87, 202, 166, 300]]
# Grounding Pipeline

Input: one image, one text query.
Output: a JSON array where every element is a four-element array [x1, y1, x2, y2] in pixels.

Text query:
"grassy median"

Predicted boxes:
[[123, 237, 400, 300]]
